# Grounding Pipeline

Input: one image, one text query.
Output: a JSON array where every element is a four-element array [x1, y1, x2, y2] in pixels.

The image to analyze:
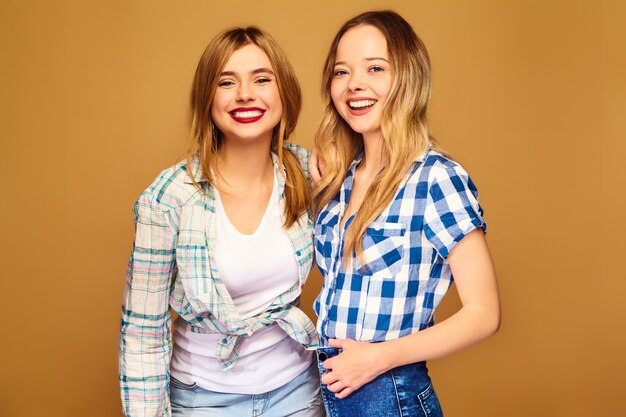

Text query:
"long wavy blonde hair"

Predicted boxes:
[[186, 27, 310, 227], [314, 10, 436, 260]]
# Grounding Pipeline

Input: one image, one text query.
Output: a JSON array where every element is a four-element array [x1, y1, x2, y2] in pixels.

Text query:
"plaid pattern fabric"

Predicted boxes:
[[314, 148, 486, 344], [119, 144, 318, 417]]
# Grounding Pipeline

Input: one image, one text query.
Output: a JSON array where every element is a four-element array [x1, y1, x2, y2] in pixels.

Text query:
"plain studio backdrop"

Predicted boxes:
[[1, 1, 624, 416]]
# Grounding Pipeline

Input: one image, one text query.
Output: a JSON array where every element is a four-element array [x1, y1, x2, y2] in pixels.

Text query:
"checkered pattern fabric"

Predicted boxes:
[[314, 148, 486, 344], [119, 144, 318, 417]]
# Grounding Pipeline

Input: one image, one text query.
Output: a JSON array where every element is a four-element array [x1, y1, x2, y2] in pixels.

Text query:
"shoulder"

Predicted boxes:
[[136, 157, 204, 213], [285, 143, 310, 163], [405, 149, 475, 190], [284, 142, 311, 178]]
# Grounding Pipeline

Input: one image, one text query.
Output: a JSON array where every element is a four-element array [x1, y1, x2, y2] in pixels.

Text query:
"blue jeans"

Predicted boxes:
[[170, 360, 325, 416], [316, 347, 443, 417]]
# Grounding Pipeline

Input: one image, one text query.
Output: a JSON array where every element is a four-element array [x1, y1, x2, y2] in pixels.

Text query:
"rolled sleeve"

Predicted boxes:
[[423, 165, 486, 259]]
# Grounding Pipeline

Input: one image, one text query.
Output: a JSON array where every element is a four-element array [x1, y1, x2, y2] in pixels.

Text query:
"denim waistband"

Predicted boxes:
[[315, 346, 426, 371], [314, 347, 439, 417], [315, 346, 341, 363]]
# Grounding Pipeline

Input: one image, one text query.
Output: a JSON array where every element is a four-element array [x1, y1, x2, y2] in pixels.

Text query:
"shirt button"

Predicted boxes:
[[295, 251, 301, 256], [222, 338, 228, 344]]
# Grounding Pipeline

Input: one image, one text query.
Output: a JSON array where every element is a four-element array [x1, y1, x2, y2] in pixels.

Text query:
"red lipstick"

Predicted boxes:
[[229, 107, 266, 124]]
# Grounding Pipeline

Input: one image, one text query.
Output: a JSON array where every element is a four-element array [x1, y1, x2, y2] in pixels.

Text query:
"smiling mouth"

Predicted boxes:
[[229, 108, 265, 123], [348, 99, 377, 109], [347, 99, 377, 115]]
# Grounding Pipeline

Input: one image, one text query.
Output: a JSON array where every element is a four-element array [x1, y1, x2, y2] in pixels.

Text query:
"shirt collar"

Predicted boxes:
[[348, 149, 365, 173], [182, 155, 204, 184], [416, 145, 432, 163]]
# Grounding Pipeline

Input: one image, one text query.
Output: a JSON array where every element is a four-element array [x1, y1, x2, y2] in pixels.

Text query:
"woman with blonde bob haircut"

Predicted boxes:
[[119, 27, 324, 417], [312, 11, 500, 416]]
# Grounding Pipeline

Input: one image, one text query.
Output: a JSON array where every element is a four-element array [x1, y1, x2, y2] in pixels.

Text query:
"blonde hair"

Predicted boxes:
[[186, 27, 310, 227], [314, 10, 437, 260]]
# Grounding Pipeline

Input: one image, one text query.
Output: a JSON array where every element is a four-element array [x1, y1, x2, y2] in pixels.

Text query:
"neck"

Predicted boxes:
[[360, 131, 385, 176], [217, 134, 274, 191]]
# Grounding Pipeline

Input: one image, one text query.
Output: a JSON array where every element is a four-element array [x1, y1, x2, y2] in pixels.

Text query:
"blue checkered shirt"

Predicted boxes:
[[314, 148, 486, 344]]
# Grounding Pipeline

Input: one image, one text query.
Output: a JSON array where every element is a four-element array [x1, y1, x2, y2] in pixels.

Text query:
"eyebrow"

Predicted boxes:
[[334, 57, 390, 66], [220, 67, 275, 76]]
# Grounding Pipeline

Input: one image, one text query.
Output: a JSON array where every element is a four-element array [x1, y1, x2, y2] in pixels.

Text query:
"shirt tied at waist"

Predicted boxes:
[[213, 306, 320, 370]]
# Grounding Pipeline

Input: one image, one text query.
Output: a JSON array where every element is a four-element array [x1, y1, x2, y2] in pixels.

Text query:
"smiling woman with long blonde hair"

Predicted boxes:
[[312, 11, 501, 416], [119, 27, 324, 417]]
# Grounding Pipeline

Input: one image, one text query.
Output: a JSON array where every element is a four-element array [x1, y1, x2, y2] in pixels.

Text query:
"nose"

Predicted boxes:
[[236, 81, 254, 102], [348, 71, 365, 92]]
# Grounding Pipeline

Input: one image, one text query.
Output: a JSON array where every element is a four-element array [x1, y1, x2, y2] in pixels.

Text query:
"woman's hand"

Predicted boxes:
[[308, 146, 325, 185], [320, 338, 391, 398]]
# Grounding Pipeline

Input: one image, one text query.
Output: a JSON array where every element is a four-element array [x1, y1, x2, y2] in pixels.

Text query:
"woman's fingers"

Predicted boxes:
[[308, 146, 323, 184]]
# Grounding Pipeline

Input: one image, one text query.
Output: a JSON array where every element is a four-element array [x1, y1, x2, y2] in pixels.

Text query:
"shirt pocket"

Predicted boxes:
[[358, 221, 407, 280], [314, 223, 335, 276], [175, 243, 212, 312]]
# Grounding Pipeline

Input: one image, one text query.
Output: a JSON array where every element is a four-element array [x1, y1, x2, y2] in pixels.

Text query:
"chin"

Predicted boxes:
[[347, 124, 380, 136], [342, 117, 379, 136]]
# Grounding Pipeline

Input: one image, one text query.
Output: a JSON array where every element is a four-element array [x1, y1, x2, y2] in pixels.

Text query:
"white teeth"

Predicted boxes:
[[348, 100, 376, 109], [233, 110, 263, 118]]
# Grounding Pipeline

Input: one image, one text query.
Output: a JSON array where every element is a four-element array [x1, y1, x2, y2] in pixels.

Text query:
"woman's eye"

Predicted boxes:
[[218, 80, 234, 87], [256, 77, 271, 84], [369, 66, 384, 73], [333, 69, 348, 77]]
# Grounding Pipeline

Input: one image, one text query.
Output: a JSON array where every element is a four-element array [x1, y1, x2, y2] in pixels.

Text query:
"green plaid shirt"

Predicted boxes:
[[119, 145, 318, 416]]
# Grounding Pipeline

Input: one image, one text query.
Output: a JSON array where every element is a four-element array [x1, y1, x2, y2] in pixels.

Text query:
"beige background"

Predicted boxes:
[[1, 1, 625, 416]]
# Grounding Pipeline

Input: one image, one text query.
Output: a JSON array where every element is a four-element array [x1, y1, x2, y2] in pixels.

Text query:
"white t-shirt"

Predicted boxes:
[[170, 172, 312, 394]]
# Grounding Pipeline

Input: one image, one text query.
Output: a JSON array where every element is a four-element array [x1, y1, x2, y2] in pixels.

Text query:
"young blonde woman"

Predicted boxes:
[[119, 27, 325, 417], [312, 11, 501, 416]]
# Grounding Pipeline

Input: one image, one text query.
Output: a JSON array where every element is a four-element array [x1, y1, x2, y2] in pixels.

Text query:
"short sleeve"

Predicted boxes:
[[423, 164, 486, 259]]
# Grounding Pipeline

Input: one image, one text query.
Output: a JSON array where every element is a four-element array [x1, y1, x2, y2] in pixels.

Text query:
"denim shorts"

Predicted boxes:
[[170, 360, 325, 416], [316, 347, 443, 417]]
